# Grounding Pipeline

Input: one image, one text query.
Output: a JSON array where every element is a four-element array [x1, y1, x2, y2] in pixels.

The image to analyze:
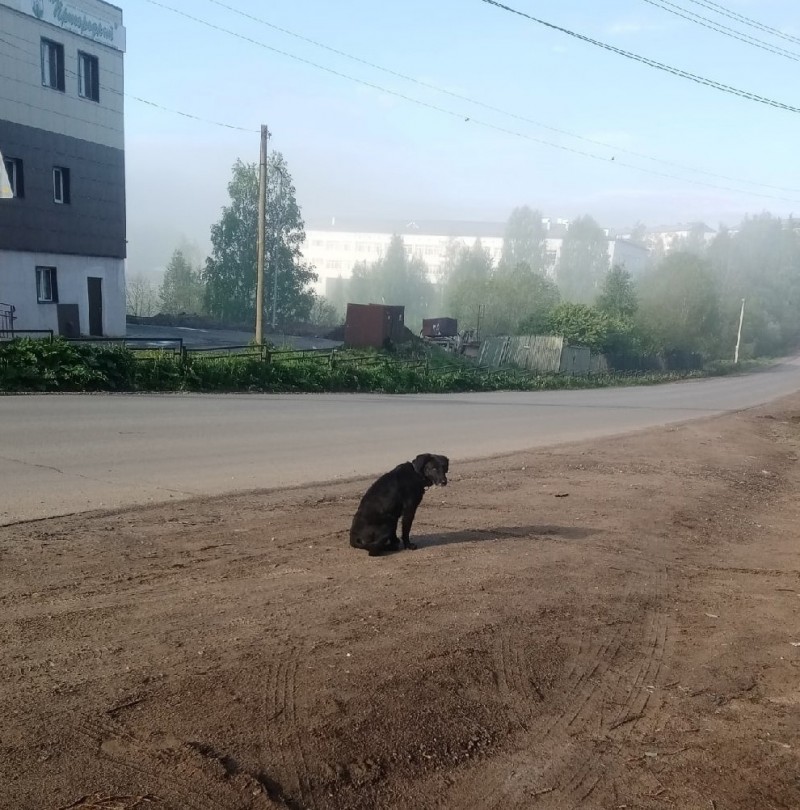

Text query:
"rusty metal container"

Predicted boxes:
[[344, 303, 406, 348]]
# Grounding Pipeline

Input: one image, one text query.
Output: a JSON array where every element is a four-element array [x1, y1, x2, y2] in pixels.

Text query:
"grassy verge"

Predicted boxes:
[[0, 338, 769, 395]]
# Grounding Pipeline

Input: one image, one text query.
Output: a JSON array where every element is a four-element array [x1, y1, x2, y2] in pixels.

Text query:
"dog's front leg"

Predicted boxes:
[[401, 504, 419, 550]]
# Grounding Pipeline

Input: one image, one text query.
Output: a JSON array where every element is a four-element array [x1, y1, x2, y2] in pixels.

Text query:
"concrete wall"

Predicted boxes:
[[0, 249, 125, 335]]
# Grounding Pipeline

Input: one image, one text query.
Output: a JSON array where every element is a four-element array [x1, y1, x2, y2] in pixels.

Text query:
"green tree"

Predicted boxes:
[[500, 206, 546, 273], [445, 239, 493, 329], [203, 155, 317, 325], [595, 265, 638, 319], [636, 252, 722, 356], [347, 235, 434, 329], [491, 265, 560, 336], [557, 216, 610, 303], [707, 214, 800, 356], [546, 302, 612, 352], [159, 249, 205, 314], [309, 296, 340, 327]]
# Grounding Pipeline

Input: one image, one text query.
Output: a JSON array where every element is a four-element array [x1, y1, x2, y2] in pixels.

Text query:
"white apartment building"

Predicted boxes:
[[303, 219, 505, 295], [303, 217, 649, 298], [0, 0, 126, 337], [637, 223, 717, 255]]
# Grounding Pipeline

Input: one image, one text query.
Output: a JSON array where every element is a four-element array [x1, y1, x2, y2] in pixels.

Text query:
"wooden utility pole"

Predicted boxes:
[[271, 170, 284, 330], [734, 297, 746, 364], [255, 125, 269, 346]]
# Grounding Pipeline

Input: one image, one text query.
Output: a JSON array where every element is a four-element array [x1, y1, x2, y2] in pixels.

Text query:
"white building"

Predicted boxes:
[[608, 238, 650, 276], [0, 0, 126, 337], [304, 217, 583, 297], [304, 217, 651, 298], [303, 219, 504, 295], [639, 223, 717, 255]]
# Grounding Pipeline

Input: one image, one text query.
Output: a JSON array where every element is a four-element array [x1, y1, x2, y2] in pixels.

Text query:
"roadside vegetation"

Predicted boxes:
[[0, 337, 766, 395]]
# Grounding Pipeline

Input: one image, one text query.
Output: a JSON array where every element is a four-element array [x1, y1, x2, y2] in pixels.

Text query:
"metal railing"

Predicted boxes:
[[0, 302, 15, 338]]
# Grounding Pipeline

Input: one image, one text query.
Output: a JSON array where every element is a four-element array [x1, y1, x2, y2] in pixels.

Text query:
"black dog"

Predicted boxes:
[[350, 454, 449, 556]]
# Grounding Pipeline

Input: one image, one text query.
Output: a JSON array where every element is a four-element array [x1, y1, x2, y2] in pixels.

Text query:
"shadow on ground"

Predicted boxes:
[[414, 524, 596, 549]]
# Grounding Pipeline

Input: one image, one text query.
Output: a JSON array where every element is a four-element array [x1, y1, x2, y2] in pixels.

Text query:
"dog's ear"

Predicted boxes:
[[412, 454, 431, 475]]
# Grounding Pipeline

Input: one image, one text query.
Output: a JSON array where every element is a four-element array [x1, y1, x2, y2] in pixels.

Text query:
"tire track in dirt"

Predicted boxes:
[[554, 565, 672, 806], [492, 633, 545, 730], [605, 566, 671, 741], [460, 558, 673, 810], [259, 646, 315, 809], [463, 615, 636, 807]]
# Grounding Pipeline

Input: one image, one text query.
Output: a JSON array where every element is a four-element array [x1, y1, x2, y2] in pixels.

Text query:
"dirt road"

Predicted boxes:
[[2, 395, 800, 809]]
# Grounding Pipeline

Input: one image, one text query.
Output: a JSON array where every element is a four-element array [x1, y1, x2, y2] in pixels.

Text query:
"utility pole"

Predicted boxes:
[[255, 124, 269, 346], [271, 169, 285, 330], [734, 297, 746, 364]]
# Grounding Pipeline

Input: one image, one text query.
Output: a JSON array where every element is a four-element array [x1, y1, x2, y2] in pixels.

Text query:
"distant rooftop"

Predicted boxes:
[[648, 222, 716, 235]]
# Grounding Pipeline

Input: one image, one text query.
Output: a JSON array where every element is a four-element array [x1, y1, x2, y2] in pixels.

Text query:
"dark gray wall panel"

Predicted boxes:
[[0, 118, 126, 258]]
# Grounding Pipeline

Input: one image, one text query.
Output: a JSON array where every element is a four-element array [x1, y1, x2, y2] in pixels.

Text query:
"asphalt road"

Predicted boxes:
[[126, 323, 343, 350], [2, 359, 800, 525]]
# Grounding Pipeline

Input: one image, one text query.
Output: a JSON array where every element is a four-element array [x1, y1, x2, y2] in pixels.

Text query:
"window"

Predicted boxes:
[[53, 167, 71, 204], [78, 51, 100, 102], [2, 157, 24, 198], [41, 39, 65, 91], [36, 267, 58, 303]]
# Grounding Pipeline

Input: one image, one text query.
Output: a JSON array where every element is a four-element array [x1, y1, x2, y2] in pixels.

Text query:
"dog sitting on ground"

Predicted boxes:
[[350, 454, 449, 556]]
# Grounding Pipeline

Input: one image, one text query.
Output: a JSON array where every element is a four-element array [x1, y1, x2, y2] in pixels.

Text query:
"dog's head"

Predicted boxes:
[[412, 453, 449, 487]]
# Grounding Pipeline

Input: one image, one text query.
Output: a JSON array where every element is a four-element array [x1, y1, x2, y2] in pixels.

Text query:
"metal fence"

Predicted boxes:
[[0, 302, 15, 338], [478, 335, 569, 374]]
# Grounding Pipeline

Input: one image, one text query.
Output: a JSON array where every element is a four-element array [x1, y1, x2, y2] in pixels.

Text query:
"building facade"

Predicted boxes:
[[303, 219, 505, 296], [304, 217, 650, 299], [635, 223, 717, 255], [0, 0, 126, 337]]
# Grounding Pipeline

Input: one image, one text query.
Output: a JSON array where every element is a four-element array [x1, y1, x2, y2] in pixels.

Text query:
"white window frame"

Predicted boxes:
[[53, 167, 70, 204], [41, 38, 65, 91], [78, 51, 100, 102], [36, 267, 58, 304]]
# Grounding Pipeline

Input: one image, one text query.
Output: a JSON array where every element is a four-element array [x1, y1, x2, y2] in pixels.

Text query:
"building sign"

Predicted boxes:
[[26, 0, 125, 51]]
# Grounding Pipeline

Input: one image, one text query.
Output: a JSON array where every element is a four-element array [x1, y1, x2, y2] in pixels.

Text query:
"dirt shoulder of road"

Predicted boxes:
[[2, 396, 800, 810]]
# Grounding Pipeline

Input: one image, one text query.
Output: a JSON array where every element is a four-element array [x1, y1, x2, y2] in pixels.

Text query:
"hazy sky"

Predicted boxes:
[[122, 0, 800, 274]]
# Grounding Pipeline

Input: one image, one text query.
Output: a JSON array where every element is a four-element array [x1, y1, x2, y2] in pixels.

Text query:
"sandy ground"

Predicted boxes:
[[2, 395, 800, 810]]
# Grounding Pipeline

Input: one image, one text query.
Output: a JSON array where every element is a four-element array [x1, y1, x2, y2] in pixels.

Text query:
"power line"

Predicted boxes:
[[684, 0, 800, 47], [480, 0, 800, 114], [0, 32, 257, 133], [3, 9, 796, 205], [139, 0, 800, 203], [640, 0, 800, 62], [196, 0, 800, 194]]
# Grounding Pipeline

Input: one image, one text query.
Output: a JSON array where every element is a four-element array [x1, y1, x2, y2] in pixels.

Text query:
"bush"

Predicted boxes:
[[0, 337, 738, 396], [0, 338, 136, 392]]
